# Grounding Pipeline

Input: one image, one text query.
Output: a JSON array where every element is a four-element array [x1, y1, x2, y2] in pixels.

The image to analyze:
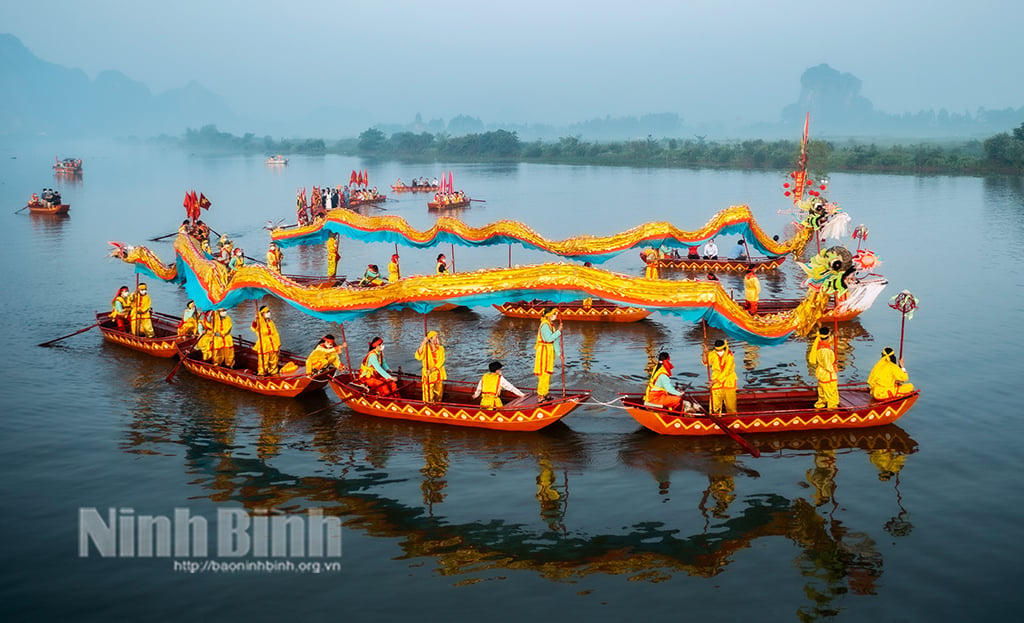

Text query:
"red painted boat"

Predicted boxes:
[[391, 184, 439, 193], [644, 253, 785, 273], [283, 273, 347, 289], [494, 299, 651, 322], [26, 201, 70, 215], [96, 310, 189, 358], [328, 371, 591, 431], [620, 382, 920, 436], [174, 337, 333, 398], [348, 194, 386, 207], [427, 198, 471, 210], [53, 158, 82, 174]]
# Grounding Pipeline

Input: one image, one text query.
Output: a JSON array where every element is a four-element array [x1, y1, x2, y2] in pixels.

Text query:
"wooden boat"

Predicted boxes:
[[26, 201, 70, 215], [53, 158, 82, 174], [96, 310, 189, 358], [494, 299, 651, 323], [620, 382, 920, 436], [265, 155, 288, 165], [174, 337, 332, 398], [348, 194, 386, 207], [428, 198, 471, 210], [391, 184, 439, 193], [644, 253, 785, 273], [283, 273, 347, 289], [328, 371, 591, 431]]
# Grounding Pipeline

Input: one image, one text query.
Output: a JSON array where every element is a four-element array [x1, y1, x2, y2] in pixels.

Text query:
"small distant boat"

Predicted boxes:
[[282, 273, 347, 289], [391, 183, 439, 193], [494, 299, 651, 323], [328, 371, 591, 431], [348, 194, 386, 207], [265, 155, 289, 165], [174, 337, 333, 398], [53, 157, 82, 175], [427, 196, 471, 210], [620, 383, 920, 436], [96, 310, 189, 358], [26, 201, 70, 215]]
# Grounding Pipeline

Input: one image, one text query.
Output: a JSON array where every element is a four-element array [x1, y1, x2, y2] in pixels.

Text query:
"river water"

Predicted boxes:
[[1, 140, 1021, 621]]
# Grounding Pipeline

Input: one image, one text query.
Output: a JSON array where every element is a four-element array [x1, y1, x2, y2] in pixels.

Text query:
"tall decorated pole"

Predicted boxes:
[[888, 290, 919, 359]]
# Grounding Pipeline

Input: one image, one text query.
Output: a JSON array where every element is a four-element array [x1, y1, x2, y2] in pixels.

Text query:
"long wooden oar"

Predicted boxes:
[[469, 199, 486, 203], [38, 321, 100, 347], [705, 413, 761, 458], [164, 355, 186, 384], [149, 232, 178, 242], [15, 204, 30, 214], [559, 324, 566, 397]]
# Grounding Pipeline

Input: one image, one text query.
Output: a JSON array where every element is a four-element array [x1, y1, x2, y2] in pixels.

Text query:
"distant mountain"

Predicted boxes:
[[0, 33, 236, 138]]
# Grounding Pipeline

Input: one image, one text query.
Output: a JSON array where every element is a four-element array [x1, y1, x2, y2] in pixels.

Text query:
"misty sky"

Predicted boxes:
[[3, 0, 1023, 127]]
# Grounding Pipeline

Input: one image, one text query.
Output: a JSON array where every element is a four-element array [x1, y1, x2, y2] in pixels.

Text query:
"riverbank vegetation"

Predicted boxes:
[[172, 123, 1024, 175]]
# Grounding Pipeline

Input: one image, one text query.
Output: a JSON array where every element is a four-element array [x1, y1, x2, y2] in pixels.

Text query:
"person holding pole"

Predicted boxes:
[[209, 309, 235, 368], [414, 330, 446, 403], [130, 283, 155, 337], [250, 305, 281, 376], [305, 334, 346, 375], [702, 339, 738, 414], [868, 347, 915, 399], [809, 326, 838, 409], [533, 307, 562, 402]]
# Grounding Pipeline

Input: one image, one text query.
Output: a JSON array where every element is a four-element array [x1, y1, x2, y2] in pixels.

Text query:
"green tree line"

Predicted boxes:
[[168, 123, 1024, 175]]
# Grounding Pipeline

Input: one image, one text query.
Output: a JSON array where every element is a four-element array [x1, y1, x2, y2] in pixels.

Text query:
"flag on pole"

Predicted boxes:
[[199, 193, 211, 210]]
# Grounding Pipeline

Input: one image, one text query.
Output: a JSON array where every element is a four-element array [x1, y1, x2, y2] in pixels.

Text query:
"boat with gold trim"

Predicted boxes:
[[427, 197, 471, 210], [644, 252, 785, 273], [53, 157, 82, 175], [96, 310, 189, 358], [328, 371, 591, 431], [391, 184, 439, 193], [174, 338, 333, 397], [494, 299, 651, 323], [620, 382, 919, 436]]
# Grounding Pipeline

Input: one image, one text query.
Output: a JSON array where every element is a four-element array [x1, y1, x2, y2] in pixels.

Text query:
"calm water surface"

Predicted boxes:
[[1, 140, 1021, 621]]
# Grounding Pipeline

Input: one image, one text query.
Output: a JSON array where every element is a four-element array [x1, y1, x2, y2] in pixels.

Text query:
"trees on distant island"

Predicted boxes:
[[168, 122, 1024, 175]]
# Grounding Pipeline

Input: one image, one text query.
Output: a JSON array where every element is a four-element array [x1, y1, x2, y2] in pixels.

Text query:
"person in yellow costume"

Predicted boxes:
[[326, 233, 339, 278], [867, 347, 915, 400], [250, 305, 281, 375], [744, 266, 761, 314], [643, 351, 684, 410], [208, 309, 235, 368], [702, 339, 738, 413], [533, 307, 562, 401], [197, 312, 215, 360], [110, 285, 132, 332], [130, 283, 155, 337], [414, 330, 447, 403], [305, 334, 346, 374], [387, 253, 401, 283], [177, 300, 199, 337], [643, 247, 659, 280], [266, 242, 283, 274], [473, 361, 524, 408], [809, 326, 838, 409]]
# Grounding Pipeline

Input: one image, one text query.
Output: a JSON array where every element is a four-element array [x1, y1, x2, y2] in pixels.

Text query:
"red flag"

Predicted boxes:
[[364, 170, 369, 187], [199, 193, 211, 210], [183, 191, 191, 209], [350, 170, 358, 186], [448, 170, 454, 193]]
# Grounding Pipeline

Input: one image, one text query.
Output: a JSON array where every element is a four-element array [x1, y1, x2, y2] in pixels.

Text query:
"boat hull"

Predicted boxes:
[[428, 199, 471, 210], [96, 311, 189, 358], [329, 372, 590, 431], [621, 383, 919, 435], [175, 338, 331, 397], [27, 202, 70, 215], [494, 300, 651, 322], [647, 255, 785, 273], [391, 185, 439, 193]]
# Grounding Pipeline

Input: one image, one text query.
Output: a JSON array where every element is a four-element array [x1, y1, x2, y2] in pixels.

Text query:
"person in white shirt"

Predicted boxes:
[[702, 239, 719, 259]]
